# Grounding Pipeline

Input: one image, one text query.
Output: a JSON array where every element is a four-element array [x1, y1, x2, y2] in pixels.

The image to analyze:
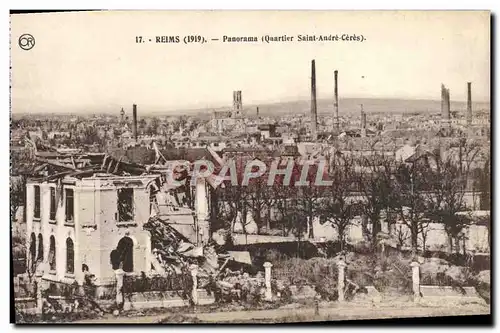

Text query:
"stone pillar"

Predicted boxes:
[[337, 260, 347, 302], [115, 269, 124, 308], [190, 264, 199, 305], [198, 219, 210, 245], [35, 273, 43, 314], [410, 261, 421, 300], [195, 178, 210, 245], [263, 262, 273, 301]]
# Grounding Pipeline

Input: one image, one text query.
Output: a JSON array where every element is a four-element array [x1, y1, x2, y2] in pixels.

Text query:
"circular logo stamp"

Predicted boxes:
[[19, 34, 35, 51]]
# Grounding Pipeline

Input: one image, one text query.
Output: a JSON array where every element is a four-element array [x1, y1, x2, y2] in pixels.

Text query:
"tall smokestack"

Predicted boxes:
[[334, 70, 339, 130], [441, 84, 446, 119], [132, 104, 138, 141], [441, 84, 451, 126], [256, 106, 259, 117], [467, 82, 472, 126], [446, 88, 451, 122], [311, 60, 318, 141], [360, 104, 366, 137]]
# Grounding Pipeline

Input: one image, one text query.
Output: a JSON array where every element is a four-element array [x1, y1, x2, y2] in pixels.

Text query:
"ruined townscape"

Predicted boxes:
[[10, 12, 491, 324], [11, 62, 491, 323]]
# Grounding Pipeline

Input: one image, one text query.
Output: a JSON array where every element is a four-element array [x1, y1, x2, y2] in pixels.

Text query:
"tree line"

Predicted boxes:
[[209, 149, 491, 256]]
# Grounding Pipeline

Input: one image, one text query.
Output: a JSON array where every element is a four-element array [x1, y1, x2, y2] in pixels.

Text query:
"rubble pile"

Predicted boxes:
[[143, 216, 268, 305], [41, 283, 108, 317], [209, 270, 267, 304]]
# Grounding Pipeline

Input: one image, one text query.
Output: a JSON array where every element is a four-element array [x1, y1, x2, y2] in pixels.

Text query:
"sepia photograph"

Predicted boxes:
[[9, 10, 491, 324]]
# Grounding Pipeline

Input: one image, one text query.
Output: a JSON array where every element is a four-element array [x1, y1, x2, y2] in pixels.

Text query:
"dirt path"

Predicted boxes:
[[74, 303, 489, 324], [187, 303, 489, 323]]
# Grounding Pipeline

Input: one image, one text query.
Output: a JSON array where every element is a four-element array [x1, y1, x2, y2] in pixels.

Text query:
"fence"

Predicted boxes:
[[270, 258, 486, 304], [122, 271, 190, 294], [115, 265, 215, 310], [15, 259, 487, 318], [268, 259, 349, 302], [14, 273, 118, 317], [272, 258, 338, 286]]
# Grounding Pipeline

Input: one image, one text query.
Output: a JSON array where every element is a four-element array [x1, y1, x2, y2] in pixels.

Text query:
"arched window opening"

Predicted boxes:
[[29, 233, 36, 265], [48, 236, 56, 271], [37, 234, 43, 261], [116, 236, 134, 272], [66, 238, 74, 274]]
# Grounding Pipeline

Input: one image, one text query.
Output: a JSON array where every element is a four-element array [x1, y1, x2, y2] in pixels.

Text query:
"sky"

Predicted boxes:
[[10, 10, 490, 114]]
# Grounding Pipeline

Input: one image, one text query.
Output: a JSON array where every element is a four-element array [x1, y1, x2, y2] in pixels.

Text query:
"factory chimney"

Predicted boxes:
[[441, 84, 446, 118], [441, 84, 451, 126], [311, 59, 318, 141], [132, 104, 138, 141], [256, 106, 259, 118], [360, 104, 366, 137], [467, 82, 472, 126], [445, 88, 451, 123], [334, 70, 339, 130]]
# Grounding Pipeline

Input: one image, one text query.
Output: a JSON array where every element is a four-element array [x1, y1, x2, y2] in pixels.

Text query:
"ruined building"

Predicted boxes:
[[211, 91, 246, 133], [441, 83, 451, 127], [25, 154, 210, 289]]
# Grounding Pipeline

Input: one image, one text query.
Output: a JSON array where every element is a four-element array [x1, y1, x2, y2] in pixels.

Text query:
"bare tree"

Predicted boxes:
[[272, 176, 297, 236], [357, 154, 394, 249], [218, 180, 250, 233], [394, 224, 410, 250], [10, 176, 26, 223], [418, 220, 431, 254], [478, 155, 491, 210], [476, 213, 491, 252], [208, 186, 234, 233], [319, 156, 361, 251], [425, 152, 472, 254], [294, 162, 326, 239], [390, 159, 429, 256], [245, 170, 272, 233]]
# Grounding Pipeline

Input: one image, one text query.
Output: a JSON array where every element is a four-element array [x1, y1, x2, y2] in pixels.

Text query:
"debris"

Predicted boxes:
[[227, 251, 252, 265], [476, 270, 490, 285], [420, 257, 450, 276], [445, 266, 468, 284]]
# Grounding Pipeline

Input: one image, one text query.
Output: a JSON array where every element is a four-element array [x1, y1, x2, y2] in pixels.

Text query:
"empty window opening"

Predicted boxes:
[[49, 236, 56, 271], [66, 238, 74, 274], [117, 188, 134, 222], [65, 189, 74, 222], [37, 234, 43, 262], [34, 186, 41, 219], [29, 233, 36, 265], [50, 187, 56, 221]]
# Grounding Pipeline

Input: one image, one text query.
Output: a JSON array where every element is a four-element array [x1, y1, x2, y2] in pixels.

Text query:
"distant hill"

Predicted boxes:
[[174, 97, 490, 118], [12, 97, 490, 118]]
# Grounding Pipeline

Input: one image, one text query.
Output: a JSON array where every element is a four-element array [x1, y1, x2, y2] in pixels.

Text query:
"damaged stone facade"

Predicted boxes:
[[25, 173, 211, 287]]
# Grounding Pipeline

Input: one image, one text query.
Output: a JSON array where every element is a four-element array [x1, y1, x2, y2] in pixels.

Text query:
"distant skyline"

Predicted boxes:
[[11, 97, 491, 119], [11, 11, 490, 114]]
